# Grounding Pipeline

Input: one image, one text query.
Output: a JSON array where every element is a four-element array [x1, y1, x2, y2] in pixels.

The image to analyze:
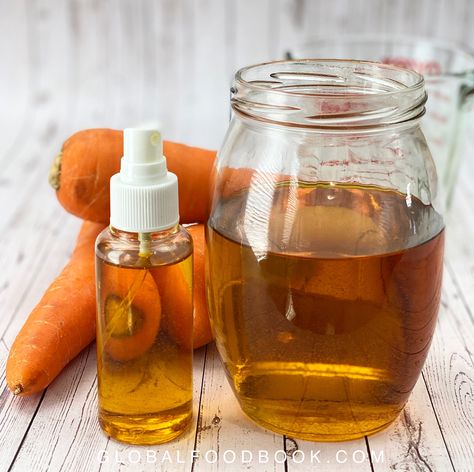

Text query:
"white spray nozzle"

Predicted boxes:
[[110, 128, 180, 233], [121, 129, 167, 184]]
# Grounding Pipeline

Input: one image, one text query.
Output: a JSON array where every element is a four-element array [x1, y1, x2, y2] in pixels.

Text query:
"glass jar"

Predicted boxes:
[[206, 60, 445, 441]]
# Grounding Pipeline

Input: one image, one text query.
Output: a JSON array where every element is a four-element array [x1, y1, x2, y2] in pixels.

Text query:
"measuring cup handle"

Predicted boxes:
[[460, 73, 474, 108], [443, 73, 474, 207]]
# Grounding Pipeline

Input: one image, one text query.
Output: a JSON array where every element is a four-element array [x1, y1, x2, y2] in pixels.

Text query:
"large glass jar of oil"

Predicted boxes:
[[207, 60, 445, 441]]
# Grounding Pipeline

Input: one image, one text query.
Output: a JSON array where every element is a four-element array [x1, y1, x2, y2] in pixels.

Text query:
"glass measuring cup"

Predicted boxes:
[[286, 36, 474, 207]]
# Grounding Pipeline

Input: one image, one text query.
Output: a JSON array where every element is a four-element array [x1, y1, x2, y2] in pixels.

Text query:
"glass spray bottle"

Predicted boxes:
[[95, 129, 193, 445]]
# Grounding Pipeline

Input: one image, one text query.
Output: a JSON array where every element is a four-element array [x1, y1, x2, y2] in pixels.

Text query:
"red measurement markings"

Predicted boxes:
[[381, 56, 442, 75]]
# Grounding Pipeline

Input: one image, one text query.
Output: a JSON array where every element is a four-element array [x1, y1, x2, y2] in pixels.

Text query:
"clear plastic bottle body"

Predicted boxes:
[[207, 60, 445, 441], [95, 224, 193, 445]]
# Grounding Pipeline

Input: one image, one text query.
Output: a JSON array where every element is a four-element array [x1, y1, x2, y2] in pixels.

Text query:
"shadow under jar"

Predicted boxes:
[[206, 60, 445, 441]]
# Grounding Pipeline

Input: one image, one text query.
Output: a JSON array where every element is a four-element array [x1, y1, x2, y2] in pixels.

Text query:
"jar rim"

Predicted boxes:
[[232, 59, 427, 130]]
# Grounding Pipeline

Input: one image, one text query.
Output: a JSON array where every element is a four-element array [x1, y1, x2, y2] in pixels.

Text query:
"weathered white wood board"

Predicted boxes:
[[1, 1, 474, 470], [193, 344, 285, 472]]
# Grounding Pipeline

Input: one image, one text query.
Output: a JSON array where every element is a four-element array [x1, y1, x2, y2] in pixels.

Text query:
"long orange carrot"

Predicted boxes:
[[50, 129, 216, 224], [50, 129, 288, 227], [6, 221, 105, 396]]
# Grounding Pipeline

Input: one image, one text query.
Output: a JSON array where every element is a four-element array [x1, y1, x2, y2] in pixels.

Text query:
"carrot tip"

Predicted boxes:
[[12, 385, 23, 395]]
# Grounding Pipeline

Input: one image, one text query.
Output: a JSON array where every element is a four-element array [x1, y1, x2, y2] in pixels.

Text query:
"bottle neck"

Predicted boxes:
[[109, 224, 180, 242], [110, 223, 180, 258]]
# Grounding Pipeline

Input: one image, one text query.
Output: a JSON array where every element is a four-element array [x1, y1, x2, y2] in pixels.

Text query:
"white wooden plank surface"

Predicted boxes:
[[9, 346, 99, 472], [1, 1, 474, 471], [193, 344, 285, 472], [285, 436, 371, 471], [421, 271, 474, 470], [9, 347, 206, 472], [0, 341, 44, 471], [368, 369, 455, 471]]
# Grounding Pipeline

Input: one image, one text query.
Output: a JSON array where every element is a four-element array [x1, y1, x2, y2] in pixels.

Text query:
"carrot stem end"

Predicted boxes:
[[49, 152, 62, 190]]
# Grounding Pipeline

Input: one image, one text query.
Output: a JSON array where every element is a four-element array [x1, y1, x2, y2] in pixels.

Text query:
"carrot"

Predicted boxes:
[[7, 222, 213, 395], [98, 266, 161, 362], [187, 224, 213, 348], [153, 224, 213, 350], [6, 221, 105, 396], [153, 260, 193, 350], [164, 141, 216, 224], [50, 129, 216, 224], [50, 129, 295, 225]]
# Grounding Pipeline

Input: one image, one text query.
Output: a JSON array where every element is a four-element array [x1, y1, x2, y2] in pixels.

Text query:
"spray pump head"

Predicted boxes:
[[110, 128, 179, 233]]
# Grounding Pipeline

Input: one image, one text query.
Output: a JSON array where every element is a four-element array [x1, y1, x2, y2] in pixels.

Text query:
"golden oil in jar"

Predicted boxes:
[[207, 183, 444, 441]]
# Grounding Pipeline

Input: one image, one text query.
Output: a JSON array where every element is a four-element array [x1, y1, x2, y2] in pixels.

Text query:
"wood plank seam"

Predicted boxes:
[[96, 436, 110, 472], [364, 436, 375, 472], [190, 344, 209, 472], [283, 435, 289, 472], [421, 372, 457, 471]]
